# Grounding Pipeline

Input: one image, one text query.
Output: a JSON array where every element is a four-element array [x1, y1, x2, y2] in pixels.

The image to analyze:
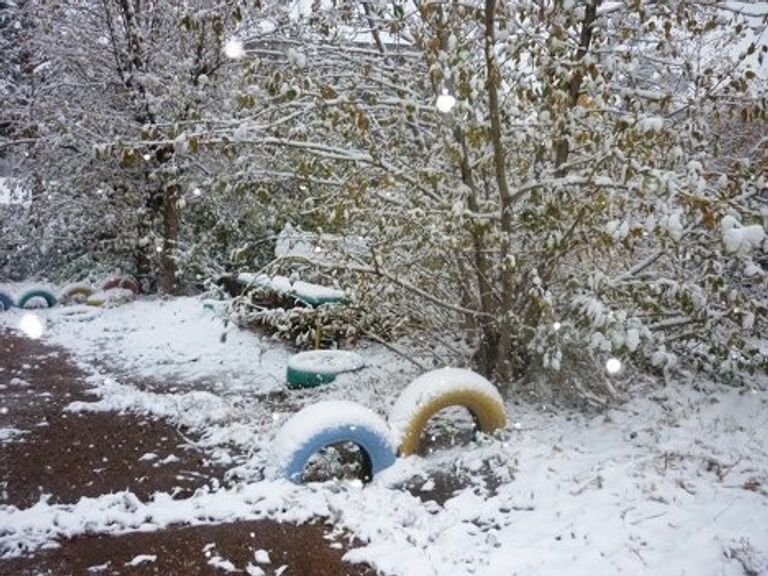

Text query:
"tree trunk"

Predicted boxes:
[[554, 0, 600, 171], [484, 0, 515, 385], [134, 208, 152, 289], [456, 127, 499, 380], [159, 183, 180, 294]]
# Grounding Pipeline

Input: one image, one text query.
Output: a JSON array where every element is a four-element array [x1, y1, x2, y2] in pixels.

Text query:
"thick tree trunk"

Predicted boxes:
[[484, 0, 515, 385], [159, 183, 180, 294]]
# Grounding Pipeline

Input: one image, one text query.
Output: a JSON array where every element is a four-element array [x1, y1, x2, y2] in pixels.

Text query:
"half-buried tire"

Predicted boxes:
[[17, 289, 58, 309], [390, 367, 507, 456], [0, 291, 14, 311], [103, 276, 140, 294], [60, 284, 94, 304], [273, 400, 396, 483], [286, 350, 364, 389], [86, 288, 134, 308]]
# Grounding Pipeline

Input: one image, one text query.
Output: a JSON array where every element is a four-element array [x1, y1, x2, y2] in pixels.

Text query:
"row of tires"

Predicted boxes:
[[274, 367, 507, 483], [0, 277, 140, 311]]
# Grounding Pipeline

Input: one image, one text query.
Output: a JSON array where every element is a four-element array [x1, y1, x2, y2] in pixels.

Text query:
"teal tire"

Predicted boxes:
[[286, 367, 338, 388], [286, 350, 364, 389], [18, 289, 58, 309]]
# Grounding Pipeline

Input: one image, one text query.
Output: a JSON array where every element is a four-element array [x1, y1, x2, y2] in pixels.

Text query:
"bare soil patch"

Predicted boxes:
[[0, 519, 374, 576]]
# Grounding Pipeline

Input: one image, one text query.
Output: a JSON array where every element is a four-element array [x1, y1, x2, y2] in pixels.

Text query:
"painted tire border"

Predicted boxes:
[[391, 369, 507, 456], [286, 367, 337, 388], [274, 401, 396, 483], [60, 285, 94, 304], [17, 289, 58, 310], [286, 350, 364, 389], [103, 276, 140, 294], [0, 291, 14, 311]]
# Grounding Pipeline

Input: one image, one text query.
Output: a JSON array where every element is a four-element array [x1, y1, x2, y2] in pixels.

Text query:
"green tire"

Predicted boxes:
[[18, 289, 58, 309], [285, 350, 364, 390], [286, 367, 338, 389]]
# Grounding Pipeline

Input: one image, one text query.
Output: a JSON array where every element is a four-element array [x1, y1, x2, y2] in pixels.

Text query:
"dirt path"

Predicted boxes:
[[0, 328, 374, 575]]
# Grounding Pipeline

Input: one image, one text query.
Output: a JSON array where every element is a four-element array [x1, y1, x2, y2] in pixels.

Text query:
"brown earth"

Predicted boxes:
[[0, 328, 374, 575], [0, 330, 222, 508], [0, 519, 374, 576]]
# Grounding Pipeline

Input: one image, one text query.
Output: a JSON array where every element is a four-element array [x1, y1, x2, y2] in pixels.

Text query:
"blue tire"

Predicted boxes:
[[18, 289, 58, 309], [274, 401, 396, 483], [0, 291, 14, 311]]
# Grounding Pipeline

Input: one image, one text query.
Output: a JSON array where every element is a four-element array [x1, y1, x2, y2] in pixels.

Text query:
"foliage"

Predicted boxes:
[[220, 1, 767, 398]]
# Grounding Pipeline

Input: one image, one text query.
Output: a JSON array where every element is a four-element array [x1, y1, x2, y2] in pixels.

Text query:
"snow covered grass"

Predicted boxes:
[[1, 288, 767, 574]]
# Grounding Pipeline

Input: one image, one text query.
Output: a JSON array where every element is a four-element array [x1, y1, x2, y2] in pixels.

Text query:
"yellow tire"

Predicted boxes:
[[390, 368, 506, 456], [60, 285, 94, 304]]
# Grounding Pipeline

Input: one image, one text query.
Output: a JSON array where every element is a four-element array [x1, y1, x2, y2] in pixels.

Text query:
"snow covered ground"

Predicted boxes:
[[0, 291, 766, 575]]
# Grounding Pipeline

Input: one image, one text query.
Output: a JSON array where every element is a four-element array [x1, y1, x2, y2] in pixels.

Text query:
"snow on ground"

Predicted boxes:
[[1, 290, 767, 575], [1, 294, 293, 393]]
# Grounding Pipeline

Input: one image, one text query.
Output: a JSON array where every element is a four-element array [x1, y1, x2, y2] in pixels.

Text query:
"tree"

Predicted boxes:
[[6, 0, 245, 290], [221, 0, 766, 400]]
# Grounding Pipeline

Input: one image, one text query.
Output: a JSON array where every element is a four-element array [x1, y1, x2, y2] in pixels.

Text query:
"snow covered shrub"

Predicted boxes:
[[228, 274, 407, 350]]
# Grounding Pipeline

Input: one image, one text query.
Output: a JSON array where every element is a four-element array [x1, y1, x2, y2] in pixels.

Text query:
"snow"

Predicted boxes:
[[253, 549, 270, 564], [659, 210, 683, 242], [126, 554, 156, 566], [236, 272, 271, 287], [270, 275, 292, 295], [274, 222, 367, 264], [223, 38, 245, 60], [271, 400, 395, 473], [0, 177, 29, 206], [0, 296, 293, 393], [237, 273, 345, 304], [389, 368, 504, 442], [0, 427, 26, 442], [721, 215, 766, 255], [636, 116, 664, 133], [18, 313, 46, 339], [208, 555, 238, 572], [1, 292, 767, 575], [292, 280, 346, 304], [287, 350, 364, 376], [86, 288, 135, 307], [237, 273, 293, 295]]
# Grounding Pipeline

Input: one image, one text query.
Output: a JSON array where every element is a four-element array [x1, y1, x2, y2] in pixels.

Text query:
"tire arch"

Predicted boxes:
[[391, 368, 507, 456], [273, 401, 396, 483], [0, 291, 14, 311], [17, 289, 58, 309]]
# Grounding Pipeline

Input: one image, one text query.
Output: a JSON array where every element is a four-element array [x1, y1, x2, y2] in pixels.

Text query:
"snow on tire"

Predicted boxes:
[[286, 350, 364, 389], [60, 284, 94, 304], [17, 289, 58, 310], [390, 367, 507, 456], [273, 400, 397, 483], [0, 291, 14, 311], [103, 276, 140, 294], [86, 288, 134, 308]]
